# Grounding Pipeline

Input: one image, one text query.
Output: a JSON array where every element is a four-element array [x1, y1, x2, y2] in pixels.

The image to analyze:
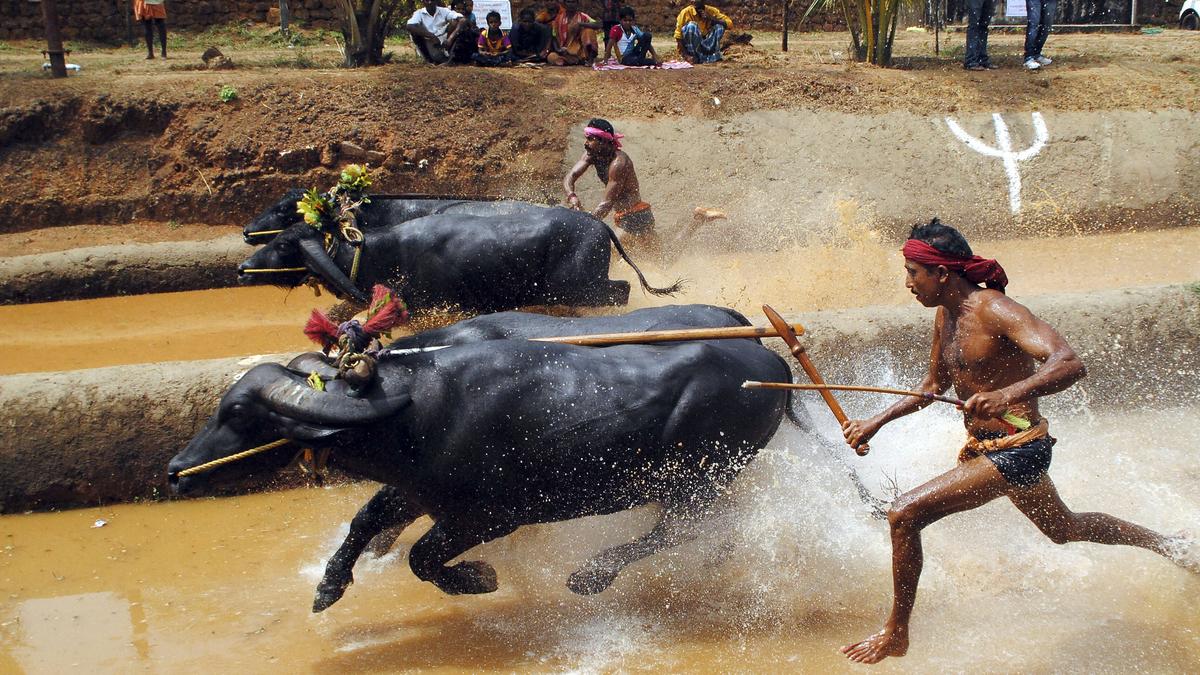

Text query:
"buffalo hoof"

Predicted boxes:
[[435, 560, 498, 595], [312, 573, 353, 613], [566, 564, 618, 595]]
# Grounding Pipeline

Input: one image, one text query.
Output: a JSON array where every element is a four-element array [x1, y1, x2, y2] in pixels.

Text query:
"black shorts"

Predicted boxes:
[[975, 432, 1055, 488]]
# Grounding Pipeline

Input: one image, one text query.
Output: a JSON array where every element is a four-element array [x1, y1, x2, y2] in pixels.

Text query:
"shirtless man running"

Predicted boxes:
[[564, 118, 657, 242], [564, 118, 725, 247], [840, 218, 1197, 665]]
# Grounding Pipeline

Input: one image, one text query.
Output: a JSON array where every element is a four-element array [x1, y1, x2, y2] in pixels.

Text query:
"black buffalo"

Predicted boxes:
[[168, 336, 791, 611], [242, 191, 547, 244], [236, 206, 680, 310]]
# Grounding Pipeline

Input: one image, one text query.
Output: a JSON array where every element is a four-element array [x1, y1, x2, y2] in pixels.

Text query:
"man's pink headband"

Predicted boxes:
[[584, 126, 624, 149]]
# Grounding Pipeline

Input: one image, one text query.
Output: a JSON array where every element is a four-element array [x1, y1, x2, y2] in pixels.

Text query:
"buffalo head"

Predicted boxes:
[[167, 362, 409, 495], [243, 188, 307, 244], [236, 221, 371, 304]]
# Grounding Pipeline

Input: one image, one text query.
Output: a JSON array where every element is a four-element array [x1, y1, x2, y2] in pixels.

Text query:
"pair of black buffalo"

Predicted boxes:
[[169, 196, 809, 613], [235, 191, 680, 311]]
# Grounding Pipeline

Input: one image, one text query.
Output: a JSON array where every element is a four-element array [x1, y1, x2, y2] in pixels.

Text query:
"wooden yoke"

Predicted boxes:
[[762, 304, 869, 456]]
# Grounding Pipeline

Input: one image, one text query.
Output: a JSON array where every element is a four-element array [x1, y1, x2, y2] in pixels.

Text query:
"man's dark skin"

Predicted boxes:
[[839, 250, 1196, 664], [406, 0, 463, 50], [676, 0, 725, 65], [563, 132, 643, 224]]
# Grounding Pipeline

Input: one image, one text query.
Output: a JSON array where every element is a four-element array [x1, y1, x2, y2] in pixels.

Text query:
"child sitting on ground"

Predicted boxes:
[[445, 0, 479, 64], [603, 6, 660, 66], [473, 11, 514, 66]]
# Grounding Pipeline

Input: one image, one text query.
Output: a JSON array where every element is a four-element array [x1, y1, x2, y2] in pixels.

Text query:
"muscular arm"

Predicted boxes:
[[843, 309, 953, 449], [961, 296, 1086, 418], [563, 154, 590, 208], [591, 155, 628, 220]]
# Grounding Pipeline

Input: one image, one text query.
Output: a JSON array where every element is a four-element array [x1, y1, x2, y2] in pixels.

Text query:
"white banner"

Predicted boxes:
[[471, 0, 513, 29], [1006, 0, 1027, 18]]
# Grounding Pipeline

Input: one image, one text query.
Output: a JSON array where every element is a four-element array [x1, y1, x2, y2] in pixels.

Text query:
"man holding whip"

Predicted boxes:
[[839, 218, 1197, 664]]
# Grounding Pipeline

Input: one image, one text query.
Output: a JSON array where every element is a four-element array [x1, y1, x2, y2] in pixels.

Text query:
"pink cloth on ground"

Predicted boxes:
[[592, 59, 693, 70]]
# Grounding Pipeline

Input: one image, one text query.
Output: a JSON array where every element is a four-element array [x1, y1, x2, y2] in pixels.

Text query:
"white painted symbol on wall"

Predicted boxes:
[[945, 113, 1048, 214]]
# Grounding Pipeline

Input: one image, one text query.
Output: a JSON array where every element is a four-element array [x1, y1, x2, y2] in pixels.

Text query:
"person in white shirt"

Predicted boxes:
[[406, 0, 464, 64]]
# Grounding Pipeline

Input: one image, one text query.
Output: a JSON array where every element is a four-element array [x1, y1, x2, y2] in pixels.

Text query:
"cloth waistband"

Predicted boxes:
[[958, 418, 1049, 462], [615, 201, 652, 219]]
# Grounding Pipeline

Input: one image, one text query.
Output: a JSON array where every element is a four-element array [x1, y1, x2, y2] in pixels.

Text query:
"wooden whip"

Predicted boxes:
[[529, 323, 807, 346], [761, 304, 870, 456], [742, 381, 1032, 430]]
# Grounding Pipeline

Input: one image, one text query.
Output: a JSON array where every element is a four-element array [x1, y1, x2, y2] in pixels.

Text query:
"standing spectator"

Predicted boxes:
[[599, 0, 622, 56], [673, 0, 732, 64], [134, 0, 167, 60], [547, 0, 602, 66], [406, 0, 464, 64], [963, 0, 997, 70], [604, 6, 660, 66], [510, 7, 552, 62], [473, 11, 514, 66], [1023, 0, 1055, 70]]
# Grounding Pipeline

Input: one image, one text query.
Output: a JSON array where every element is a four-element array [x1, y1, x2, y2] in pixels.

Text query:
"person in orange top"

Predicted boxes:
[[133, 0, 167, 60], [673, 0, 732, 64], [546, 0, 602, 66]]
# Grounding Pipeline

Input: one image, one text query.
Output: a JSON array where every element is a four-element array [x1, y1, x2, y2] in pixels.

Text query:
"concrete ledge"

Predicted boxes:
[[0, 235, 249, 304], [1, 284, 1196, 512]]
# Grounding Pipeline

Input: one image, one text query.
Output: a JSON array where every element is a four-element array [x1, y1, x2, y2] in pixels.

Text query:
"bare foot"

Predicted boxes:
[[841, 628, 908, 664], [1162, 531, 1200, 574], [692, 206, 727, 225]]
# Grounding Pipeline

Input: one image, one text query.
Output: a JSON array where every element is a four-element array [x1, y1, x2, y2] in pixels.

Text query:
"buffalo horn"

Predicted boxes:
[[299, 237, 370, 304], [260, 378, 408, 426]]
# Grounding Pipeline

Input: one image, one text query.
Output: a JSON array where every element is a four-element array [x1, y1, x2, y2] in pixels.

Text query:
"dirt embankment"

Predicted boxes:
[[2, 285, 1197, 513], [3, 31, 1200, 235]]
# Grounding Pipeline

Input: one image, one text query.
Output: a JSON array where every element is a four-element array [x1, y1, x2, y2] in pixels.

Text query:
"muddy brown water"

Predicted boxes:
[[1, 226, 1197, 375], [0, 226, 1198, 671]]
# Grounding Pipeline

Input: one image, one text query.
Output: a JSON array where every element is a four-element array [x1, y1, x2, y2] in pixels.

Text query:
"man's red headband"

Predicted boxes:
[[584, 126, 623, 149], [901, 239, 1008, 292]]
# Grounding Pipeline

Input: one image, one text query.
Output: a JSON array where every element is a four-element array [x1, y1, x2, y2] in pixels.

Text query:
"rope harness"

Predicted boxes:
[[175, 372, 340, 480], [239, 205, 367, 292]]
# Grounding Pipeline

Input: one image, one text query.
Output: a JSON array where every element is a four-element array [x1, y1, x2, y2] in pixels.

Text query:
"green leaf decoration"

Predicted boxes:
[[296, 188, 334, 228]]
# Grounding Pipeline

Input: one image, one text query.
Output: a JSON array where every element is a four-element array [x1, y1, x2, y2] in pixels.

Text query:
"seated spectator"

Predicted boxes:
[[673, 0, 732, 64], [473, 10, 514, 66], [604, 6, 659, 66], [445, 0, 480, 64], [510, 7, 552, 62], [546, 0, 602, 66], [406, 0, 464, 64]]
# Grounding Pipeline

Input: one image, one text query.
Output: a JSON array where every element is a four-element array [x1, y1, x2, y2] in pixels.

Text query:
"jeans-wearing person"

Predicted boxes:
[[963, 0, 994, 69], [620, 30, 655, 66], [1023, 0, 1057, 67], [680, 22, 724, 63]]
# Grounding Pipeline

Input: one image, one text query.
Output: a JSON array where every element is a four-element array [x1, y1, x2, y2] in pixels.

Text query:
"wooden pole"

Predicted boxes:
[[40, 0, 68, 78], [531, 323, 807, 347], [744, 381, 962, 404], [743, 381, 1032, 430], [761, 304, 869, 455], [783, 0, 790, 51]]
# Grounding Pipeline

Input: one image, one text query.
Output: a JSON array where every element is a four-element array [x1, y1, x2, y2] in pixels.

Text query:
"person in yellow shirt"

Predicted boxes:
[[673, 0, 732, 64]]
